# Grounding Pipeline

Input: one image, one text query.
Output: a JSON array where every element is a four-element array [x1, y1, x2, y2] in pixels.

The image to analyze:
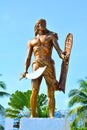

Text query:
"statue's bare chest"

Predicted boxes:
[[31, 34, 53, 46]]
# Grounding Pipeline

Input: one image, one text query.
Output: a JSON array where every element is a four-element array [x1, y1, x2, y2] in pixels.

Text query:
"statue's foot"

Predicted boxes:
[[30, 114, 36, 118]]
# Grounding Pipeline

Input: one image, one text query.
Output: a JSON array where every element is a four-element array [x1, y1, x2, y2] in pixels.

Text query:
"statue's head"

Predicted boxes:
[[34, 19, 46, 36]]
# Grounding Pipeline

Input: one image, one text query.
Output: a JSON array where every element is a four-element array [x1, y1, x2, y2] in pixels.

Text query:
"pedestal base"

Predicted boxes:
[[20, 118, 70, 130]]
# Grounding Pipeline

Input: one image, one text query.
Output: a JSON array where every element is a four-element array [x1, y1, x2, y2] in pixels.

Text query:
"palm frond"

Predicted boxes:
[[78, 79, 87, 89], [0, 125, 4, 130], [0, 105, 5, 115], [0, 104, 4, 110], [68, 89, 87, 107], [6, 108, 21, 118], [37, 94, 47, 106], [8, 91, 29, 109], [0, 91, 10, 97], [69, 96, 84, 107], [8, 102, 23, 110], [5, 113, 20, 118], [67, 107, 78, 116], [80, 87, 87, 94], [68, 78, 87, 128], [68, 89, 80, 97], [79, 91, 87, 98], [68, 105, 87, 117], [0, 81, 6, 89], [36, 93, 48, 117], [70, 110, 86, 129], [6, 108, 20, 115], [76, 105, 87, 115], [68, 88, 87, 98]]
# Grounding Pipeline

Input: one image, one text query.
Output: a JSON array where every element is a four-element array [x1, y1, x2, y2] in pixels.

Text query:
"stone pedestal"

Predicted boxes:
[[20, 118, 70, 130]]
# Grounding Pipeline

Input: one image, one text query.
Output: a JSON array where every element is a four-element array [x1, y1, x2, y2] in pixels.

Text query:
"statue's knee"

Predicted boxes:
[[48, 90, 54, 99], [32, 88, 39, 97]]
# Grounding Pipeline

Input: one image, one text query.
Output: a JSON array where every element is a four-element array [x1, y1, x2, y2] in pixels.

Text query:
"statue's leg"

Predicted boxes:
[[44, 62, 55, 118], [30, 77, 42, 117], [46, 82, 55, 118], [30, 63, 42, 117]]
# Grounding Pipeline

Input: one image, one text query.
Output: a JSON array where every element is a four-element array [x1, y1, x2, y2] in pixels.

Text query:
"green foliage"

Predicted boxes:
[[0, 105, 5, 115], [8, 90, 31, 109], [0, 81, 6, 89], [0, 75, 10, 114], [71, 127, 87, 130], [37, 93, 49, 117], [6, 90, 32, 118], [68, 78, 87, 129], [0, 77, 10, 97], [0, 91, 10, 97], [0, 125, 4, 130], [6, 90, 49, 118]]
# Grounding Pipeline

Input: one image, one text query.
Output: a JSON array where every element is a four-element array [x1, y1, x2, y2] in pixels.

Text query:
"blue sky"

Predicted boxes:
[[0, 0, 87, 110]]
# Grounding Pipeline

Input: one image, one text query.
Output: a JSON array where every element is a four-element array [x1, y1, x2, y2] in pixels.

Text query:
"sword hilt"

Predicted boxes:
[[19, 73, 26, 80]]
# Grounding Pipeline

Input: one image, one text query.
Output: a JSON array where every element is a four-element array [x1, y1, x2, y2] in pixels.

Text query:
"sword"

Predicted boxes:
[[20, 66, 46, 80]]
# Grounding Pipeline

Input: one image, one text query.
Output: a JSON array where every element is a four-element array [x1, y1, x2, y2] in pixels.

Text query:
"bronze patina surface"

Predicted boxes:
[[20, 19, 72, 117]]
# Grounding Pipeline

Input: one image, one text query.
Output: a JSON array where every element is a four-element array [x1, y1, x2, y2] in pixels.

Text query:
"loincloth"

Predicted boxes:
[[32, 58, 59, 90]]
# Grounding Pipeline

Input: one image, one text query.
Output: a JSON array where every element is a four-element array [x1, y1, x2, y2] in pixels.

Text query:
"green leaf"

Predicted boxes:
[[0, 91, 10, 97], [68, 78, 87, 128], [0, 81, 6, 89]]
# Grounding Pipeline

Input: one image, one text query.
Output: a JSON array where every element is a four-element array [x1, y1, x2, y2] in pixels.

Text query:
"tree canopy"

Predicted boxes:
[[68, 78, 87, 129]]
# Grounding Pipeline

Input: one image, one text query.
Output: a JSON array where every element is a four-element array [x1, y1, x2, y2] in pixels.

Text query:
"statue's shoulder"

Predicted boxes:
[[49, 31, 58, 40], [27, 38, 33, 47], [27, 37, 38, 47], [27, 37, 35, 43]]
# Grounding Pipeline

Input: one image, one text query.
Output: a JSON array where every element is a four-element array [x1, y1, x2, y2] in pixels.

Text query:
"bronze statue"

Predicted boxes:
[[20, 19, 73, 118]]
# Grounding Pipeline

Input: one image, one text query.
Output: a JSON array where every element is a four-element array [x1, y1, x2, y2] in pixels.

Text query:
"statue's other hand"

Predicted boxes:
[[60, 51, 66, 60], [19, 72, 26, 80], [60, 51, 69, 61]]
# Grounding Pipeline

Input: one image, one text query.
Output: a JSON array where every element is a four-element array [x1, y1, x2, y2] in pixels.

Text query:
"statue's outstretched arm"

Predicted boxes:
[[20, 41, 33, 80], [24, 42, 33, 73]]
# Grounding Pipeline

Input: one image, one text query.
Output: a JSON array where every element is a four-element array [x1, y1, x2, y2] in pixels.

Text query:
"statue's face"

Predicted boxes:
[[36, 20, 46, 31]]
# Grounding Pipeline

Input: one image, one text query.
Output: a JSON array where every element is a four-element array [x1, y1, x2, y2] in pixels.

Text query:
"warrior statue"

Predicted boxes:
[[20, 19, 73, 118]]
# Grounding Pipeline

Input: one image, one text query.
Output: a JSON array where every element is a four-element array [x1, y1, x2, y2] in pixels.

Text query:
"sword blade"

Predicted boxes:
[[26, 66, 46, 79]]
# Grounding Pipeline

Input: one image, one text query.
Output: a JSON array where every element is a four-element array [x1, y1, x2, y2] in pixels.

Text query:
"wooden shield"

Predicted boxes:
[[58, 33, 73, 93]]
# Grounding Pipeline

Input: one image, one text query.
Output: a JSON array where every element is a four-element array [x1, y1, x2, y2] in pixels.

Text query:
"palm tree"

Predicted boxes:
[[0, 80, 10, 97], [0, 76, 10, 110], [0, 75, 10, 96], [0, 75, 10, 129], [68, 78, 87, 129]]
